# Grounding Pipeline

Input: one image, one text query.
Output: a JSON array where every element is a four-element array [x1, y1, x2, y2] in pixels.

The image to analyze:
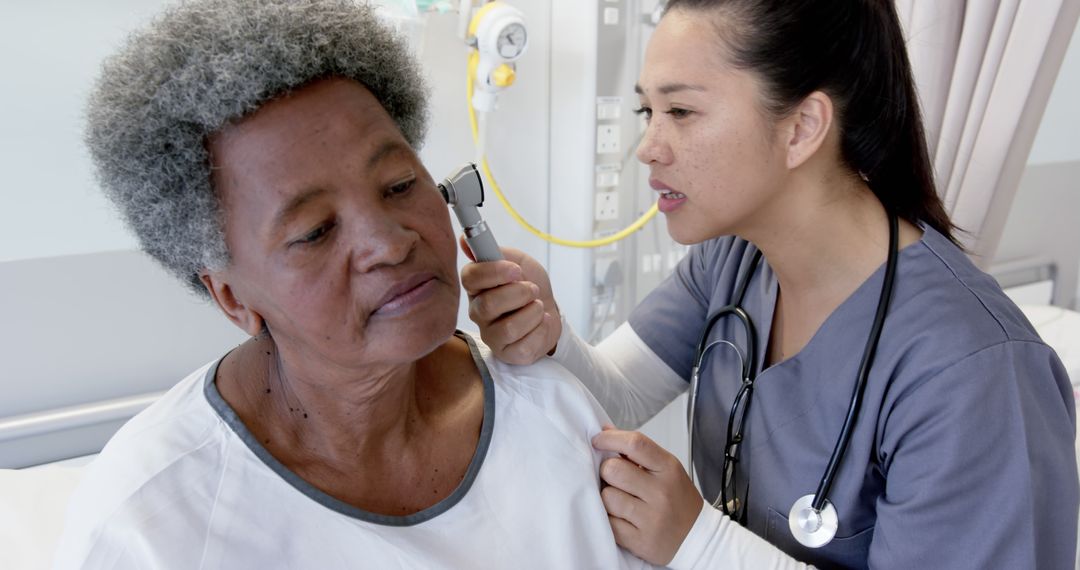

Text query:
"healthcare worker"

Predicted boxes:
[[461, 0, 1079, 567]]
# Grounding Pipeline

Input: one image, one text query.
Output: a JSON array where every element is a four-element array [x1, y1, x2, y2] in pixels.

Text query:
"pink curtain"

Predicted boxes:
[[896, 0, 1080, 265]]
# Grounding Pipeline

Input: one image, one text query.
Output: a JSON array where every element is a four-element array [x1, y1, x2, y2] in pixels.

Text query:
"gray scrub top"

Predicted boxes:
[[628, 225, 1078, 569]]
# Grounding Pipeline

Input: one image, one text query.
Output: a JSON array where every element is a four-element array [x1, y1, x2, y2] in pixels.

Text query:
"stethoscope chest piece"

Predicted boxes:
[[788, 494, 838, 548]]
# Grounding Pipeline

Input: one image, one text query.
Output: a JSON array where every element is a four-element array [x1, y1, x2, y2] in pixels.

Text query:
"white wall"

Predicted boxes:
[[1028, 17, 1080, 166], [0, 1, 170, 262]]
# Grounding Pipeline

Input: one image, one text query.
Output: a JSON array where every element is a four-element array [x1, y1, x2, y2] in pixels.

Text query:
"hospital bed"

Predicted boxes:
[[0, 250, 246, 568], [2, 251, 1079, 569]]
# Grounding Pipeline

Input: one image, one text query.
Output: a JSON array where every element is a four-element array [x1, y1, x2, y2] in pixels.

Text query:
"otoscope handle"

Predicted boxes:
[[462, 219, 503, 262]]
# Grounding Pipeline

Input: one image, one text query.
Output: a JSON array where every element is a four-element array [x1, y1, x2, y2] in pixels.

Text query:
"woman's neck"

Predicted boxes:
[[742, 173, 915, 307], [217, 333, 485, 514], [220, 333, 480, 465], [271, 347, 421, 460], [740, 170, 921, 366]]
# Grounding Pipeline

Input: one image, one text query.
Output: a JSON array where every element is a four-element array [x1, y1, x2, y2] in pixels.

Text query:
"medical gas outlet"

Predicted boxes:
[[468, 2, 528, 112], [463, 0, 658, 249]]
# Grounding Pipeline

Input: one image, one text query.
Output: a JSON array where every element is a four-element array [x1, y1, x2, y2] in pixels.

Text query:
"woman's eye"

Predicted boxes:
[[632, 106, 653, 120], [666, 108, 692, 119], [293, 223, 333, 246], [387, 178, 416, 197]]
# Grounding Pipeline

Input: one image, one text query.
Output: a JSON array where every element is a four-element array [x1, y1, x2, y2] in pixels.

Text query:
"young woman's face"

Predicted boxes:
[[636, 9, 789, 244]]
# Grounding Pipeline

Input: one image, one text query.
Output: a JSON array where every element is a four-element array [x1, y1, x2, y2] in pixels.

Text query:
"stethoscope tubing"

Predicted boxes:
[[688, 251, 761, 511], [687, 213, 899, 546], [810, 213, 899, 512]]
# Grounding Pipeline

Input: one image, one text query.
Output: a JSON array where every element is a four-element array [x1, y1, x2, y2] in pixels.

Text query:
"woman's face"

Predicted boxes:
[[207, 78, 459, 369], [636, 9, 789, 244]]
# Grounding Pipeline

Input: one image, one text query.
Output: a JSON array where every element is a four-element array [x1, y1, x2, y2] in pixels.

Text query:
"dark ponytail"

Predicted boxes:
[[663, 0, 959, 245]]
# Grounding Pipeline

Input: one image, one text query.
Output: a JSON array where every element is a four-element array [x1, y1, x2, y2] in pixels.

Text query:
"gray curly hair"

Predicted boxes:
[[86, 0, 429, 297]]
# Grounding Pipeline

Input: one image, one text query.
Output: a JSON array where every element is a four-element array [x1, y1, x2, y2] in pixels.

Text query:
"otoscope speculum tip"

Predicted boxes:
[[437, 184, 449, 203]]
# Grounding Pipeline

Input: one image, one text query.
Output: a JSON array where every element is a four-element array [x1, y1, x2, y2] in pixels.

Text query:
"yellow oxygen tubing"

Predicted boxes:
[[466, 51, 658, 249]]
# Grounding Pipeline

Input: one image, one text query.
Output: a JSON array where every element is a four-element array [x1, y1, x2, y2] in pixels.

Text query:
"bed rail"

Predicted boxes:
[[0, 392, 162, 468]]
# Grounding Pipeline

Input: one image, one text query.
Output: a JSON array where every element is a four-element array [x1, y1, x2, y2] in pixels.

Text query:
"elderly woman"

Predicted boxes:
[[54, 1, 652, 568]]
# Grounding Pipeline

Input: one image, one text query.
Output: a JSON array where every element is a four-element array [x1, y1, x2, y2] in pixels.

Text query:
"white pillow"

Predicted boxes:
[[1019, 304, 1080, 390], [0, 466, 85, 570]]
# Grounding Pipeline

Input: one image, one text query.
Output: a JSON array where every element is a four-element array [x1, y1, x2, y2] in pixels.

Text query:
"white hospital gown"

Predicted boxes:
[[54, 332, 653, 569]]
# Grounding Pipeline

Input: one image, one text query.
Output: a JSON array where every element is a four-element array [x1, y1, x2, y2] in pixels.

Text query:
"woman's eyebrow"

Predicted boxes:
[[634, 82, 707, 95], [270, 140, 413, 231], [269, 139, 414, 232], [272, 187, 329, 231], [366, 140, 413, 170]]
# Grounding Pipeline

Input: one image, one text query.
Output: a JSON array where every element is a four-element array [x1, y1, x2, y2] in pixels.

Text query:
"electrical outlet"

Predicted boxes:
[[668, 251, 682, 270], [595, 191, 619, 221], [595, 170, 620, 188], [596, 124, 621, 154]]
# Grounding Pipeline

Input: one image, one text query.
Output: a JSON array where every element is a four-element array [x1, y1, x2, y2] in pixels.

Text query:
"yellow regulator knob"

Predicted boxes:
[[492, 64, 517, 87]]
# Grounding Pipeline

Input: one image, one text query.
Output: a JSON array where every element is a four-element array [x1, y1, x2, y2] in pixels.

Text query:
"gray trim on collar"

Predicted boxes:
[[203, 330, 495, 526]]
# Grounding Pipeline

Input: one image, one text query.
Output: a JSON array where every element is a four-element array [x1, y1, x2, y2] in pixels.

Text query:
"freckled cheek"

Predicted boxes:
[[676, 133, 735, 194]]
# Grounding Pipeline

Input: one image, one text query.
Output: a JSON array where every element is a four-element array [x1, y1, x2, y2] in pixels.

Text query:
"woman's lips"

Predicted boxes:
[[372, 275, 439, 318], [651, 179, 688, 213], [657, 193, 688, 213]]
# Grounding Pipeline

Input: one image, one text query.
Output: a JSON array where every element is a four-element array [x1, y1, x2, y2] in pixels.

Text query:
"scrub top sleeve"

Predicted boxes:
[[628, 241, 725, 381], [872, 341, 1078, 569]]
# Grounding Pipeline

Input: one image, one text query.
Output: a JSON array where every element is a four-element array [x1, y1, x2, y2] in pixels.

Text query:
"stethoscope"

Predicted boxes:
[[686, 213, 899, 548]]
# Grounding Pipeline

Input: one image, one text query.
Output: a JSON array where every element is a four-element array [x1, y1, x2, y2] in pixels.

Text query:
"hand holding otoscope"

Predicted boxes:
[[444, 162, 563, 364], [438, 163, 503, 262]]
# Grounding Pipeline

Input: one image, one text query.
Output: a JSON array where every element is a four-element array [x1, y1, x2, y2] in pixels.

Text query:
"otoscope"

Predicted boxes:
[[438, 163, 503, 262]]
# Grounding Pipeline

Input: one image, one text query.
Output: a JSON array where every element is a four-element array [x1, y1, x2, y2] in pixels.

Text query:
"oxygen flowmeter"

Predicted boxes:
[[467, 2, 528, 112]]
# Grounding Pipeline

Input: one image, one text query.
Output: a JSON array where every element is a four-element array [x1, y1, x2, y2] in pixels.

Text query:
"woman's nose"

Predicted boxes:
[[349, 213, 419, 273], [635, 122, 673, 166]]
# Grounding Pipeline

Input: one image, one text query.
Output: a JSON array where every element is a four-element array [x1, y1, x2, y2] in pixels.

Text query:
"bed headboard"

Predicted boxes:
[[0, 251, 247, 468], [991, 160, 1080, 309]]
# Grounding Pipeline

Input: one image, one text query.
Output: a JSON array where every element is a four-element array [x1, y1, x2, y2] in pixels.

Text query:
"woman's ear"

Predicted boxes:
[[200, 270, 264, 337], [783, 91, 834, 170]]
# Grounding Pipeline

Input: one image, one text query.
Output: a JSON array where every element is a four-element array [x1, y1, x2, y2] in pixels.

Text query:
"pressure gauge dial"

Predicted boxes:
[[497, 22, 527, 60]]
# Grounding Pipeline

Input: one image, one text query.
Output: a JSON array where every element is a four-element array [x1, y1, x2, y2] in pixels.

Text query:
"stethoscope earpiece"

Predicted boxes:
[[788, 494, 838, 548]]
